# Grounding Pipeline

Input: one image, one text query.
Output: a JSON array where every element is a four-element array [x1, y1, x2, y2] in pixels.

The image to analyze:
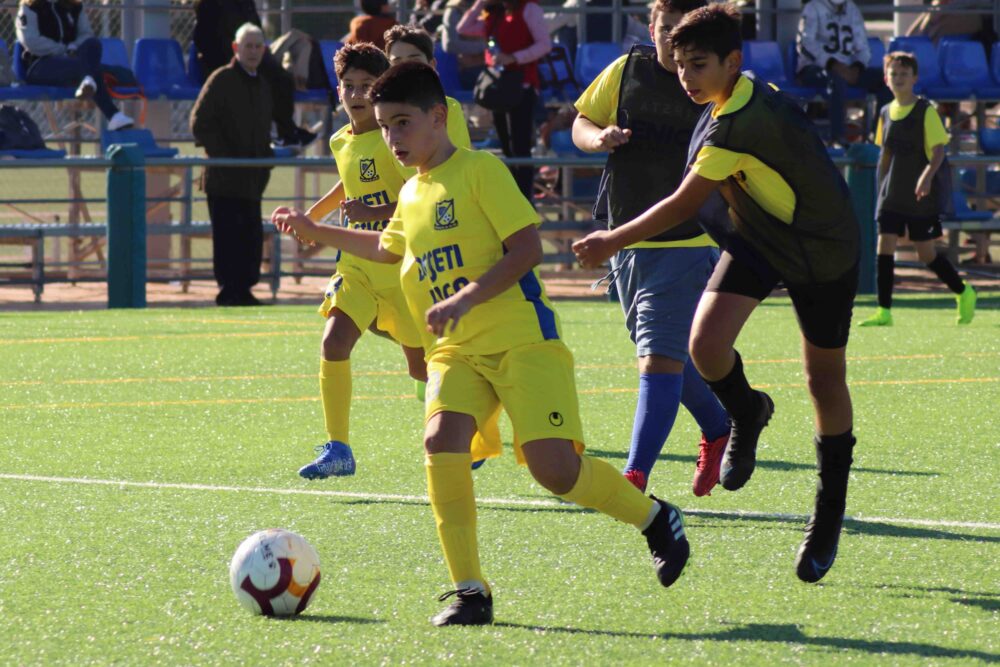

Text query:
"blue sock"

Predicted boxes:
[[624, 373, 682, 476], [681, 359, 730, 441]]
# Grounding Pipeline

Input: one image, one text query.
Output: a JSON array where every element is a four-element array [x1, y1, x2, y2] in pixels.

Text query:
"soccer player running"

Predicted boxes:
[[572, 0, 730, 496], [277, 43, 468, 480], [574, 4, 859, 583], [274, 62, 691, 626]]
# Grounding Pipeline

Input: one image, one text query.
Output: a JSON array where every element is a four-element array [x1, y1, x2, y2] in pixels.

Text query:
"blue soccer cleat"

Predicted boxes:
[[298, 440, 356, 479], [471, 459, 486, 470]]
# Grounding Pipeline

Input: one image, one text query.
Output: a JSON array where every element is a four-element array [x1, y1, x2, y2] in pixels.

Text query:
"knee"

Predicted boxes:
[[321, 327, 355, 359], [917, 246, 938, 264], [804, 364, 847, 401], [689, 329, 724, 371], [530, 464, 577, 496]]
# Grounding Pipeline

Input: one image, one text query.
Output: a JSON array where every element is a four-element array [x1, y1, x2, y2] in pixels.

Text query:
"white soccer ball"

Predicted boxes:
[[229, 529, 321, 616]]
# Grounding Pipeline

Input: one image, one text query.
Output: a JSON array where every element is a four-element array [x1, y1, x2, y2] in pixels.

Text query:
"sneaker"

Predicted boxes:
[[471, 459, 486, 470], [107, 111, 135, 132], [720, 391, 774, 492], [795, 441, 853, 583], [75, 75, 97, 100], [624, 469, 647, 492], [642, 496, 690, 588], [692, 432, 729, 497], [957, 284, 977, 325], [431, 588, 493, 627], [858, 307, 892, 327], [232, 291, 264, 307], [298, 440, 356, 479]]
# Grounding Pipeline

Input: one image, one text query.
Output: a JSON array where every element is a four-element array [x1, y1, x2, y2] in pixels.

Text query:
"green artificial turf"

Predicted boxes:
[[0, 294, 997, 665]]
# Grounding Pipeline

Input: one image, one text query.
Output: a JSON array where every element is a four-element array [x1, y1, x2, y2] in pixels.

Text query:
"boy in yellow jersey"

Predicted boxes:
[[572, 0, 730, 497], [273, 62, 690, 626], [858, 51, 976, 327], [574, 5, 859, 584], [383, 24, 472, 151]]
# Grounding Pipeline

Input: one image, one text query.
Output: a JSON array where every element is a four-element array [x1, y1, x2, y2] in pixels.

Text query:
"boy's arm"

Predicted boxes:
[[305, 180, 345, 221], [572, 114, 631, 153], [425, 224, 542, 335], [573, 172, 719, 268], [877, 148, 891, 186], [915, 143, 945, 201], [272, 208, 401, 264]]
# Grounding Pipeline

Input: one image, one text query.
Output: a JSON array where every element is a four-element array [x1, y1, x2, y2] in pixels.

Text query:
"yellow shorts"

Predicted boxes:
[[318, 271, 422, 349], [425, 340, 586, 464]]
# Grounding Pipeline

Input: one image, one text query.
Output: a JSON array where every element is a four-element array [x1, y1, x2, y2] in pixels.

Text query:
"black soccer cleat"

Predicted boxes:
[[431, 588, 494, 627], [795, 436, 854, 583], [643, 496, 690, 588], [720, 391, 774, 491]]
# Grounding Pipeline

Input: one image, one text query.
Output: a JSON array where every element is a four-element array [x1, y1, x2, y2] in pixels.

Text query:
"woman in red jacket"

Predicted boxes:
[[458, 0, 550, 201]]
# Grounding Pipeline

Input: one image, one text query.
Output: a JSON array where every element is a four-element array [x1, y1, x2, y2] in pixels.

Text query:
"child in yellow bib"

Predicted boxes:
[[274, 62, 691, 627]]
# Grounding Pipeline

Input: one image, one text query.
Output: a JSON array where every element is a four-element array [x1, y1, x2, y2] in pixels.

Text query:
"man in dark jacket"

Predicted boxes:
[[191, 22, 273, 307], [193, 0, 316, 149]]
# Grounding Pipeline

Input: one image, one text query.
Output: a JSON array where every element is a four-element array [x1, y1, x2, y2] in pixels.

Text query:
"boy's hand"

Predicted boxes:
[[915, 172, 933, 200], [425, 292, 472, 336], [573, 230, 616, 269], [273, 207, 316, 245], [593, 126, 632, 153], [341, 199, 379, 222]]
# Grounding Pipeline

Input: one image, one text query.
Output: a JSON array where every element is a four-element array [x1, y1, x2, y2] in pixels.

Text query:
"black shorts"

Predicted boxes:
[[706, 251, 859, 349], [877, 209, 942, 242]]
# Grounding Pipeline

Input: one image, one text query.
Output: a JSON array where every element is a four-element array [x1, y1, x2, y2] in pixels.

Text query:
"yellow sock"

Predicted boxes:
[[560, 454, 655, 528], [425, 452, 488, 593], [320, 358, 351, 443]]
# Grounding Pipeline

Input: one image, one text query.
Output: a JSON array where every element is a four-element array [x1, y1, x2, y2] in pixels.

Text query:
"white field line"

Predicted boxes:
[[1, 473, 998, 532]]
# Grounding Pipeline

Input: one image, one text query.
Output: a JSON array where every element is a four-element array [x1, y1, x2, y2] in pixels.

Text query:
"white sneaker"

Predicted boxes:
[[75, 75, 97, 100], [108, 111, 134, 131]]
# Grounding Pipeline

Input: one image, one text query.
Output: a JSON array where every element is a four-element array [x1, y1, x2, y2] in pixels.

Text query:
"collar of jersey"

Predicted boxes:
[[417, 146, 463, 180], [888, 98, 918, 121], [712, 74, 752, 119]]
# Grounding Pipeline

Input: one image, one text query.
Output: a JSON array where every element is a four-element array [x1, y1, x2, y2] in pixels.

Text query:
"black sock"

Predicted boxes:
[[927, 254, 965, 295], [814, 430, 855, 506], [876, 254, 894, 309], [704, 350, 758, 422]]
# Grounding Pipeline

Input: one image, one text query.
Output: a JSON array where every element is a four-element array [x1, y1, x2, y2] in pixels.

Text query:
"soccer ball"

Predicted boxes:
[[229, 529, 321, 616]]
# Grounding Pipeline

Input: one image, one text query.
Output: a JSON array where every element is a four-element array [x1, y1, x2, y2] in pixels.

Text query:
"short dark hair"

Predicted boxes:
[[383, 24, 435, 61], [370, 62, 447, 111], [650, 0, 707, 22], [360, 0, 388, 16], [334, 42, 391, 80], [668, 3, 742, 62], [884, 50, 918, 76]]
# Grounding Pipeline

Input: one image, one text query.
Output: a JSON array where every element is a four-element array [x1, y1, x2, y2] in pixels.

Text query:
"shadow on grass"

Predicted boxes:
[[587, 449, 940, 477], [494, 621, 1000, 661], [854, 584, 1000, 614], [275, 614, 385, 626]]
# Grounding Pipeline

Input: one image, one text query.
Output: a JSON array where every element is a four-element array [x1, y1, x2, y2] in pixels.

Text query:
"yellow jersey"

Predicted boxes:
[[380, 148, 560, 355]]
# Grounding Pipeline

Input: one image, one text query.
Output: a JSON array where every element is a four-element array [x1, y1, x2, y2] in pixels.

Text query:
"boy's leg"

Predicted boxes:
[[796, 338, 855, 583], [424, 411, 493, 626], [299, 309, 363, 479], [690, 265, 773, 492], [403, 344, 428, 402], [861, 233, 896, 325], [521, 438, 689, 588], [680, 359, 731, 497], [624, 355, 683, 492], [913, 238, 976, 324]]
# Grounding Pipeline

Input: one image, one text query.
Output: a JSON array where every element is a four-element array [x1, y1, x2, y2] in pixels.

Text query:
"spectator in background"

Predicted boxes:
[[346, 0, 398, 50], [795, 0, 889, 145], [16, 0, 134, 130], [441, 0, 486, 88], [191, 23, 273, 307], [458, 0, 550, 200], [545, 0, 649, 53], [193, 0, 316, 149], [906, 0, 996, 47]]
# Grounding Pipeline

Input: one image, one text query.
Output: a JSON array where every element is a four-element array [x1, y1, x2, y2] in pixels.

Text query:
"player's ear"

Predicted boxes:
[[434, 102, 448, 127], [232, 41, 238, 54]]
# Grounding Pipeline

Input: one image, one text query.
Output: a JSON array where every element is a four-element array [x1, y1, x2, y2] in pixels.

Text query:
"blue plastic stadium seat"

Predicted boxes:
[[319, 40, 343, 93], [867, 36, 886, 70], [959, 167, 1000, 194], [433, 46, 474, 104], [549, 128, 586, 157], [9, 41, 74, 100], [992, 41, 1000, 86], [100, 128, 178, 157], [952, 189, 994, 221], [574, 42, 623, 87], [743, 40, 818, 100], [940, 41, 1000, 100], [887, 36, 960, 99], [99, 37, 130, 69], [132, 38, 200, 100], [782, 42, 825, 99], [979, 127, 1000, 155], [0, 147, 67, 158], [538, 44, 580, 102]]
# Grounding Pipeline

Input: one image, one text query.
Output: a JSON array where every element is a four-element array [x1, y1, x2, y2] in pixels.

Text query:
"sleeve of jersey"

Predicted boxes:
[[446, 97, 473, 150], [476, 154, 541, 240], [574, 56, 627, 127], [690, 146, 743, 182], [379, 215, 406, 257], [874, 115, 883, 147], [923, 106, 950, 151]]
